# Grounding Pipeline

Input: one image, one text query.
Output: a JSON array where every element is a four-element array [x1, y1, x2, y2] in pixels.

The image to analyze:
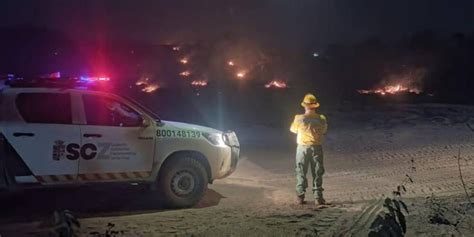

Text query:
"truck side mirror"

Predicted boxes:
[[141, 117, 150, 127]]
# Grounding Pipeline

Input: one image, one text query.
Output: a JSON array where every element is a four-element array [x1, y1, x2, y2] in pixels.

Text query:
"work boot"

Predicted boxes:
[[297, 195, 305, 205], [315, 197, 327, 205]]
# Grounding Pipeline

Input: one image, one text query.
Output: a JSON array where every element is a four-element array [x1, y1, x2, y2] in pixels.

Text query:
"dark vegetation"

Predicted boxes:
[[1, 26, 474, 130], [51, 210, 80, 237], [368, 160, 415, 236], [50, 210, 125, 237]]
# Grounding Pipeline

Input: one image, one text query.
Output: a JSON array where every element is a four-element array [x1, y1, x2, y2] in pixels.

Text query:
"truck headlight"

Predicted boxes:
[[202, 132, 226, 146], [223, 131, 239, 148]]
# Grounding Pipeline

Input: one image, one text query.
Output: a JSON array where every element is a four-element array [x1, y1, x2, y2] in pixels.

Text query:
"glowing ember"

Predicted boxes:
[[135, 77, 149, 86], [142, 84, 159, 93], [236, 71, 246, 79], [180, 58, 188, 64], [265, 80, 288, 89], [358, 84, 422, 95], [136, 77, 159, 93], [191, 80, 208, 87], [228, 61, 235, 66], [179, 71, 191, 77]]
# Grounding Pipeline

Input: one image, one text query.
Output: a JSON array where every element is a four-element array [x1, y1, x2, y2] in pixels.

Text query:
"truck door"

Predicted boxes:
[[2, 92, 80, 183], [77, 94, 155, 181]]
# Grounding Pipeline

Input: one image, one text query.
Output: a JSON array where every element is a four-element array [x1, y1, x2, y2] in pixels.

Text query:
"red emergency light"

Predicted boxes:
[[6, 74, 111, 90]]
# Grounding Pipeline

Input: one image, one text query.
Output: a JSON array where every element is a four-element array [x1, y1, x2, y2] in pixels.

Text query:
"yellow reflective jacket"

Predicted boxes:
[[290, 112, 328, 145]]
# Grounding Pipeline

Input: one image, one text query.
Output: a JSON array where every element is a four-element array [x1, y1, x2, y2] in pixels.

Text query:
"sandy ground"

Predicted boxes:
[[1, 104, 474, 236]]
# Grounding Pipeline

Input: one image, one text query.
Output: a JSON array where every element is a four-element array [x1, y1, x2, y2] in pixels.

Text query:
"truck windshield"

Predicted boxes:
[[124, 96, 160, 121]]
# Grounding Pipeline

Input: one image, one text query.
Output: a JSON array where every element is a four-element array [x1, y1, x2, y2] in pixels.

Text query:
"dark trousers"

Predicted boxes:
[[295, 145, 325, 199]]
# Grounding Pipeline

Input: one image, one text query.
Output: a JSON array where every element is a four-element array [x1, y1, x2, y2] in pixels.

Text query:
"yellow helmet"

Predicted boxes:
[[301, 93, 320, 109]]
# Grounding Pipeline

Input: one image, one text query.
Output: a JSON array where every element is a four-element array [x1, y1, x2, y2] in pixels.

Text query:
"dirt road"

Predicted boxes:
[[1, 104, 474, 236]]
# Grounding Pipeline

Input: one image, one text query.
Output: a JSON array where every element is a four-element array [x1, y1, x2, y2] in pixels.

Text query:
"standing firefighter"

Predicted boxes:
[[290, 93, 328, 205]]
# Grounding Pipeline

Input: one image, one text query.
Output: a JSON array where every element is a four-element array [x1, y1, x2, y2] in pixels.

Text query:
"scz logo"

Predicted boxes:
[[52, 141, 97, 160], [66, 143, 98, 160]]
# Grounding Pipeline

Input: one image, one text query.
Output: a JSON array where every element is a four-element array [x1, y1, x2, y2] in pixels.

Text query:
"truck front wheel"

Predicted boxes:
[[158, 156, 208, 208]]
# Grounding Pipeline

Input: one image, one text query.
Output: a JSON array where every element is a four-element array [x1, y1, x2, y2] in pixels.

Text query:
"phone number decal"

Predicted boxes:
[[156, 129, 201, 138]]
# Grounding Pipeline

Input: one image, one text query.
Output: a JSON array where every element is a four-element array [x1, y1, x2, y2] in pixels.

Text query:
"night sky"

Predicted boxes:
[[0, 0, 473, 48]]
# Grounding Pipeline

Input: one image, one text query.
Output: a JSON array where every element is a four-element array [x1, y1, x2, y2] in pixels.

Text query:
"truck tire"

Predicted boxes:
[[158, 156, 208, 208]]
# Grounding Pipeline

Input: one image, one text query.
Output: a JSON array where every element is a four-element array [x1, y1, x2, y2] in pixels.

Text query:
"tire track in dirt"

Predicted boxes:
[[221, 127, 474, 236], [262, 208, 347, 235], [323, 142, 474, 202], [335, 199, 384, 236], [228, 141, 474, 204]]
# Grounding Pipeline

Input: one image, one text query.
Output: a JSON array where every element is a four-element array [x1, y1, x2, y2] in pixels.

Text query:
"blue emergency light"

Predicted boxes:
[[79, 76, 110, 82], [4, 74, 111, 90]]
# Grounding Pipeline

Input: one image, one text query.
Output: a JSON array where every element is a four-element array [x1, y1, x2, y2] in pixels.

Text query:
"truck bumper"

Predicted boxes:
[[222, 146, 240, 178], [214, 132, 240, 179], [213, 146, 239, 179]]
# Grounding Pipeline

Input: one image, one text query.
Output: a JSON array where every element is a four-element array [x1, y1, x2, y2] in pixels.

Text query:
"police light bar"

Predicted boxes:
[[6, 74, 111, 90], [79, 76, 110, 82], [0, 74, 15, 80], [40, 72, 61, 79]]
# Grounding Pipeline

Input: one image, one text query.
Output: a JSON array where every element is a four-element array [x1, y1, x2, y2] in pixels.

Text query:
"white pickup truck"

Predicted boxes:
[[0, 78, 239, 208]]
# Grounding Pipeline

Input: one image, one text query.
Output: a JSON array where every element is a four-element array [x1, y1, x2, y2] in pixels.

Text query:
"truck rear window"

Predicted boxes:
[[16, 93, 72, 124]]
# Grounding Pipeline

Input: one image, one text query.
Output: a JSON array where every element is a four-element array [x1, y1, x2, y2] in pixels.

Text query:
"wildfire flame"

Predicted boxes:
[[358, 84, 421, 95], [142, 84, 159, 93], [136, 77, 159, 93], [135, 77, 150, 86], [180, 58, 188, 64], [265, 80, 287, 89], [179, 71, 191, 77], [236, 71, 246, 79], [360, 68, 426, 96], [191, 80, 208, 87]]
